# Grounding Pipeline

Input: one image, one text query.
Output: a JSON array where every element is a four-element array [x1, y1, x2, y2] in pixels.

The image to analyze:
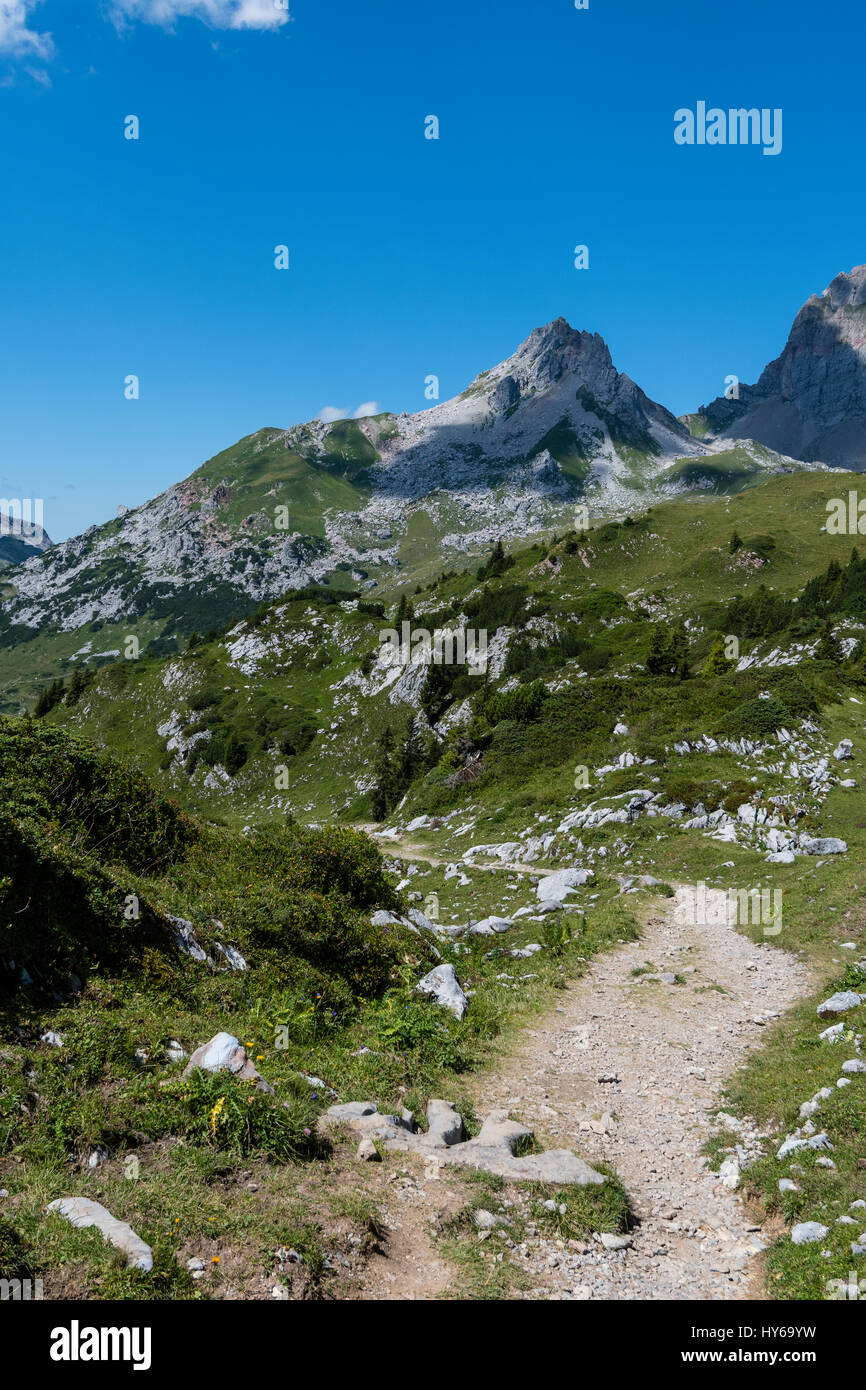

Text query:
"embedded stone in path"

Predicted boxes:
[[319, 1099, 606, 1186], [47, 1198, 153, 1271]]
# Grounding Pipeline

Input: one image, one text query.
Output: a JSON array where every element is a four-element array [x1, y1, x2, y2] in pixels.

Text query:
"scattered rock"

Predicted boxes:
[[182, 1031, 274, 1093], [791, 1222, 829, 1244], [473, 1209, 512, 1230], [319, 1099, 605, 1186], [466, 916, 513, 937], [598, 1232, 633, 1251], [817, 991, 863, 1017], [537, 868, 591, 905], [800, 837, 848, 856], [47, 1198, 153, 1271], [417, 963, 468, 1019]]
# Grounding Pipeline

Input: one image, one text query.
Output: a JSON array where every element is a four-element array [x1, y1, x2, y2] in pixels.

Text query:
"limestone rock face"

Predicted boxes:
[[699, 264, 866, 467]]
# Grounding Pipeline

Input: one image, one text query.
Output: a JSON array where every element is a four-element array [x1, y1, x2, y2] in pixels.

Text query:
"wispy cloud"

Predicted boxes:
[[320, 401, 382, 424], [0, 1, 54, 59], [110, 0, 292, 31]]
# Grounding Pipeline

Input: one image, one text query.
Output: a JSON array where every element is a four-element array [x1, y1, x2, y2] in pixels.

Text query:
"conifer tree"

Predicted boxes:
[[371, 725, 397, 821], [668, 619, 691, 681], [645, 624, 670, 676], [815, 618, 841, 664], [394, 593, 414, 626], [703, 633, 733, 676], [65, 664, 88, 706]]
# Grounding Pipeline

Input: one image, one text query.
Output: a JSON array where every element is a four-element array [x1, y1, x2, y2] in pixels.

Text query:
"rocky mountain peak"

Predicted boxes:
[[487, 316, 614, 400], [695, 262, 866, 467], [823, 263, 866, 312]]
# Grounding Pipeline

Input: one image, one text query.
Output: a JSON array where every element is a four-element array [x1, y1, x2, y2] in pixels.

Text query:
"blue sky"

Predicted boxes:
[[1, 0, 864, 540]]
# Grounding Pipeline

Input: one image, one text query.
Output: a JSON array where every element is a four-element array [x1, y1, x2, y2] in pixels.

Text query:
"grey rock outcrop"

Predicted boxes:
[[791, 1221, 829, 1245], [319, 1099, 605, 1186], [817, 991, 864, 1017]]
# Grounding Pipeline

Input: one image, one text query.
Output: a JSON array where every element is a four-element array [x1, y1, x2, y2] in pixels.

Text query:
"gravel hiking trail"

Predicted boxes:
[[466, 884, 813, 1300]]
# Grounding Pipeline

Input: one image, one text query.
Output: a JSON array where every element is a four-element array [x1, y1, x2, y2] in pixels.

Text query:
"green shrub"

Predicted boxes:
[[718, 696, 791, 738], [181, 1071, 321, 1162], [769, 671, 818, 716], [480, 679, 547, 726]]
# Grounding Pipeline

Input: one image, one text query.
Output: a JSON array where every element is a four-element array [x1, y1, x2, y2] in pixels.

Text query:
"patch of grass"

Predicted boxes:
[[526, 1166, 631, 1241]]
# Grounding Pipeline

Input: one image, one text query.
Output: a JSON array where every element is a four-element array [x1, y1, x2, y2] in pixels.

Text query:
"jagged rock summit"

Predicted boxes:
[[373, 314, 695, 492], [696, 263, 866, 467]]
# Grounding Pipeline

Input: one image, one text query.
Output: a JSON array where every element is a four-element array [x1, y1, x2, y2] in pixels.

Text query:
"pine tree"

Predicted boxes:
[[477, 538, 512, 581], [728, 530, 743, 554], [371, 725, 397, 821], [33, 678, 65, 718], [645, 624, 670, 676], [65, 664, 88, 706], [398, 716, 420, 790], [703, 633, 733, 677], [420, 663, 453, 723], [815, 618, 841, 664], [223, 733, 248, 776], [668, 619, 690, 681], [394, 593, 414, 626]]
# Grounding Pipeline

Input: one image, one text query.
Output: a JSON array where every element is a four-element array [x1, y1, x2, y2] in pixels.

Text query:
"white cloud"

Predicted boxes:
[[111, 0, 291, 31], [0, 1, 54, 58], [319, 401, 382, 424]]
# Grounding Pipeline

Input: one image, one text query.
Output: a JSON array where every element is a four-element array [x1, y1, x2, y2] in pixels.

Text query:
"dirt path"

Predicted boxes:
[[368, 829, 558, 879], [466, 885, 812, 1300]]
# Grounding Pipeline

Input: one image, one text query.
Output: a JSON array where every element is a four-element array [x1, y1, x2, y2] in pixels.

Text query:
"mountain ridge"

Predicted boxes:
[[1, 315, 812, 666]]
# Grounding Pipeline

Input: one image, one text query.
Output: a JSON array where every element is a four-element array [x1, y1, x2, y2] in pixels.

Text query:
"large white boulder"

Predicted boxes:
[[537, 867, 591, 903], [183, 1031, 274, 1092], [417, 964, 468, 1019]]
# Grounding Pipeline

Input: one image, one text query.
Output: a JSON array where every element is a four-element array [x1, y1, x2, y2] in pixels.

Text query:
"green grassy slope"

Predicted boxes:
[[8, 465, 866, 1300]]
